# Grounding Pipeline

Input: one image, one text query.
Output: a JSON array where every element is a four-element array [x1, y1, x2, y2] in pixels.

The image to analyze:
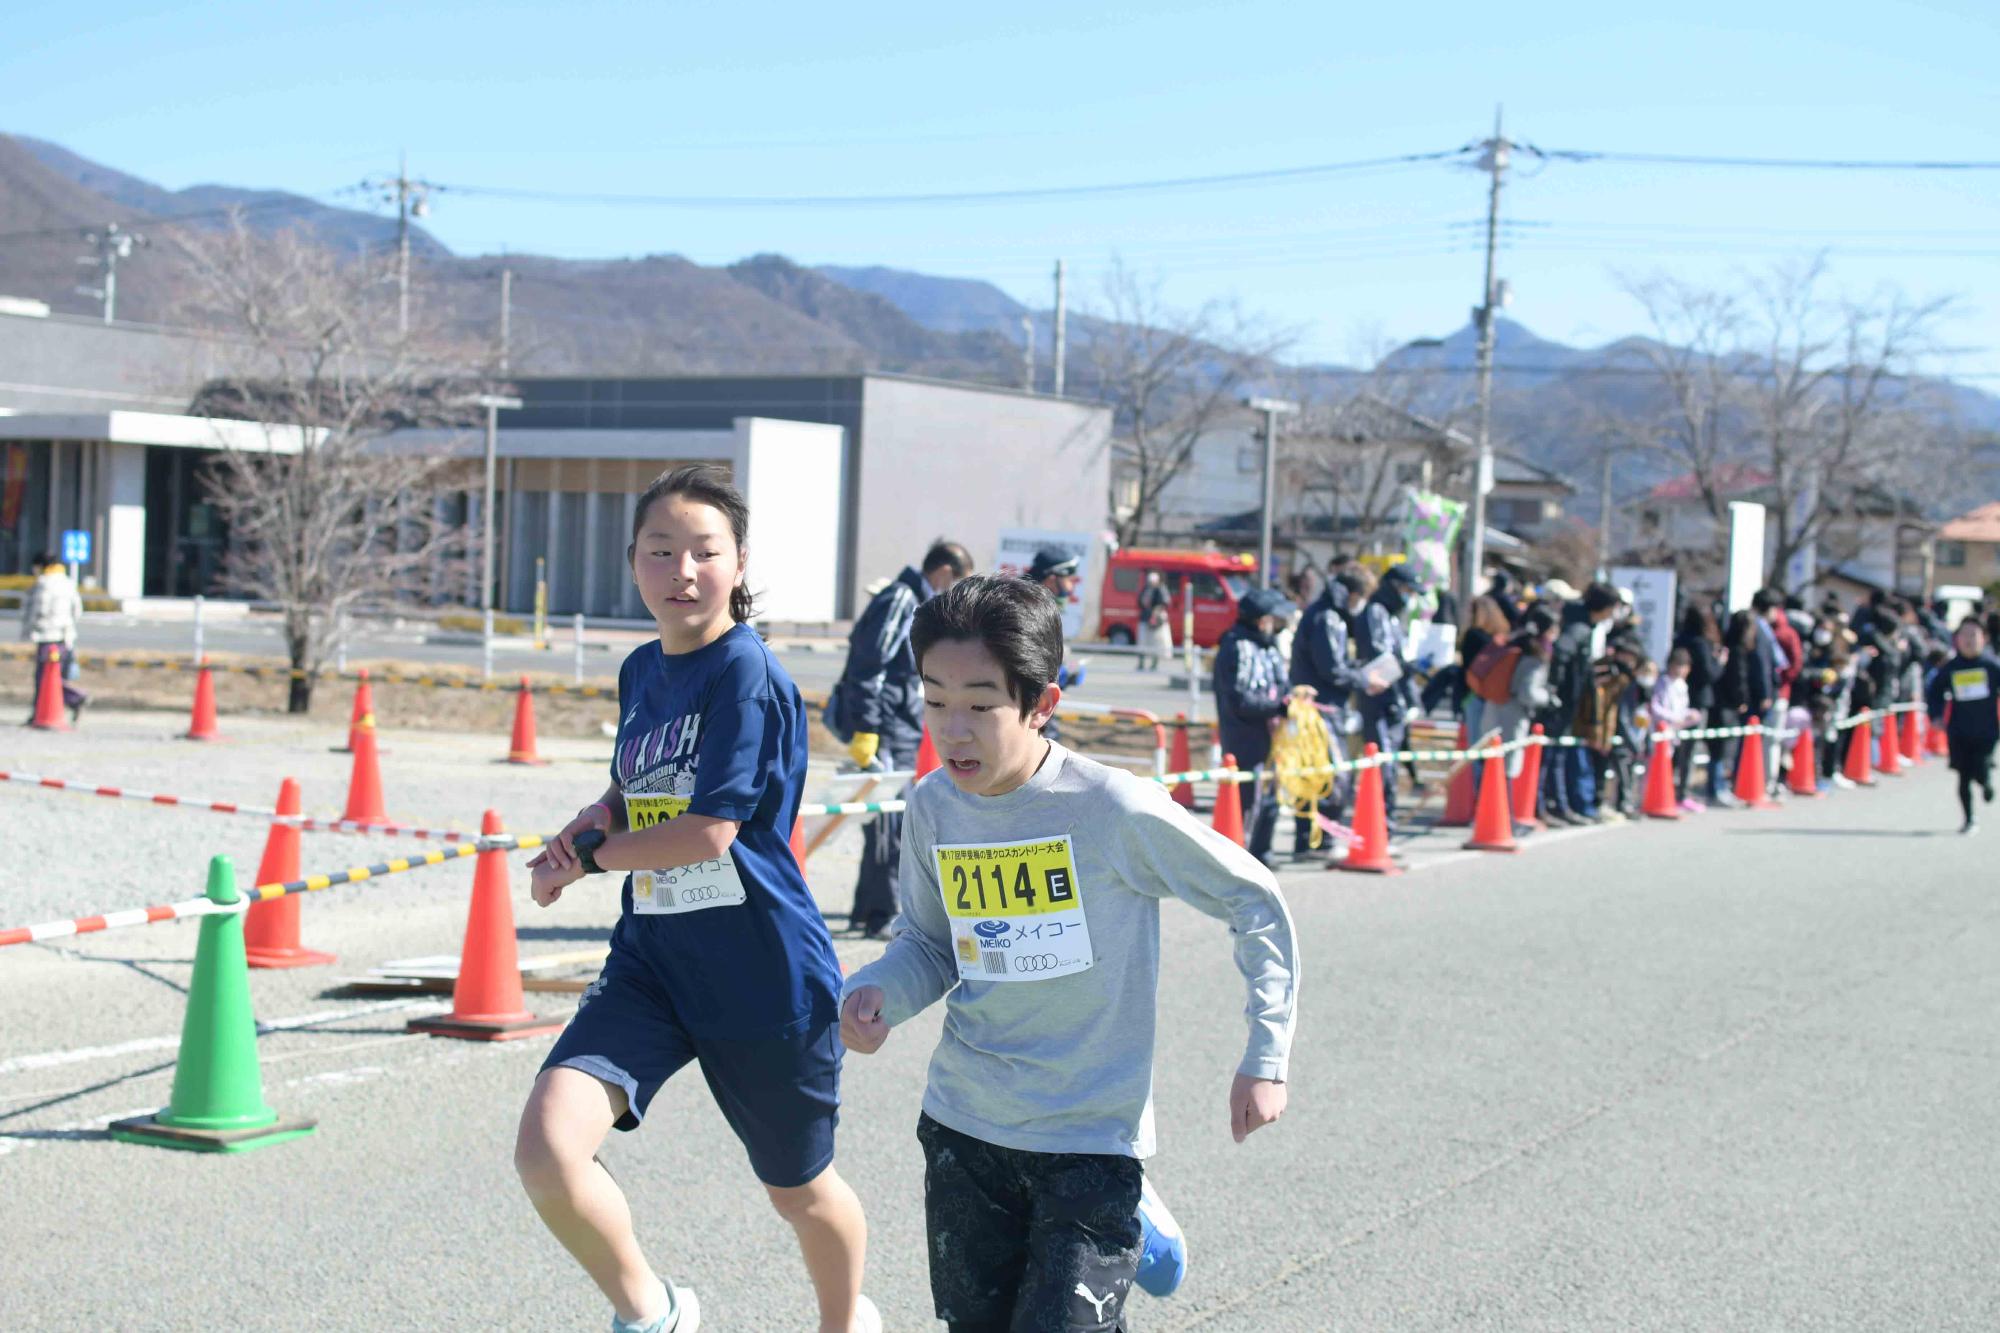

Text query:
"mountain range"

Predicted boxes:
[[2, 131, 1995, 514]]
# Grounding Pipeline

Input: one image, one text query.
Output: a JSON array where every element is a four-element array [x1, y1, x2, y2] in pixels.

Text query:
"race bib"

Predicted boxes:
[[934, 835, 1093, 983], [1953, 669, 1991, 702], [625, 793, 748, 914]]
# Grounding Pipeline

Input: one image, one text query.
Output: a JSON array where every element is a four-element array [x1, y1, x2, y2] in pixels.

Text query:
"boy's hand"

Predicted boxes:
[[530, 859, 584, 908], [840, 986, 890, 1054], [1230, 1074, 1287, 1143]]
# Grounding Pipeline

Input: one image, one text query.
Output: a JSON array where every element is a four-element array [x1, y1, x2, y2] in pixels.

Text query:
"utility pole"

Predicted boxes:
[[76, 223, 145, 323], [1598, 448, 1615, 579], [1463, 108, 1510, 613], [499, 267, 513, 375], [1244, 396, 1300, 587], [362, 152, 435, 338], [1020, 315, 1036, 392], [1052, 259, 1068, 397]]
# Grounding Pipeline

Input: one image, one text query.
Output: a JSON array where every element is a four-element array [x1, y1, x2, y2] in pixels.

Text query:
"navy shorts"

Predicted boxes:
[[541, 947, 842, 1189]]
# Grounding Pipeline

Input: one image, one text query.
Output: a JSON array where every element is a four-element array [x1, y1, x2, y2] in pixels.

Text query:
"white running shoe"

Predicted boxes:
[[613, 1284, 700, 1333], [847, 1293, 882, 1332]]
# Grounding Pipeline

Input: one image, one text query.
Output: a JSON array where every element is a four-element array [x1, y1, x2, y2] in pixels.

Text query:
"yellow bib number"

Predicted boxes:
[[1952, 668, 1990, 703], [934, 835, 1092, 982], [624, 793, 748, 915]]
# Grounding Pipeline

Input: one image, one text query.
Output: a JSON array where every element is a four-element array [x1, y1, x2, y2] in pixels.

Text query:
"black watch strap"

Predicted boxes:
[[572, 828, 608, 875]]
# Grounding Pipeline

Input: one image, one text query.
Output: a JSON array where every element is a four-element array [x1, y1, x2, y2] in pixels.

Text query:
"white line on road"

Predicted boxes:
[[0, 997, 447, 1079]]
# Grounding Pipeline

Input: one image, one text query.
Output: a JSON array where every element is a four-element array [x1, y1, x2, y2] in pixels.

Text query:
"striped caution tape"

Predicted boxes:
[[0, 832, 551, 949], [0, 644, 617, 698], [0, 768, 499, 843]]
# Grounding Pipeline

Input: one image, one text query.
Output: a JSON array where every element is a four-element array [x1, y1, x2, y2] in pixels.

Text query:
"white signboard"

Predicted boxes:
[[994, 528, 1094, 640], [1726, 502, 1766, 613], [1610, 566, 1677, 669]]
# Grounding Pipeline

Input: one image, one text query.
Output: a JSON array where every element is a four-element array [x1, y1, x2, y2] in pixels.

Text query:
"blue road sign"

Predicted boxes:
[[61, 529, 90, 564]]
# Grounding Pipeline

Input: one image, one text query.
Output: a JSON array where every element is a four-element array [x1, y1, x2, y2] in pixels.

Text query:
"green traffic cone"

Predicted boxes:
[[110, 856, 316, 1153]]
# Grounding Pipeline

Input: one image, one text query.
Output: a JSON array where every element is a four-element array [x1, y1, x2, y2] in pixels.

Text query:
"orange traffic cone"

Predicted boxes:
[[1211, 753, 1245, 847], [916, 726, 942, 779], [1511, 725, 1546, 830], [790, 816, 809, 879], [28, 646, 69, 731], [1899, 710, 1922, 764], [1732, 718, 1777, 809], [1439, 722, 1476, 827], [245, 778, 335, 969], [1462, 750, 1518, 852], [184, 661, 222, 741], [504, 677, 549, 765], [1641, 729, 1681, 819], [1168, 713, 1195, 808], [1786, 726, 1823, 798], [1336, 744, 1399, 874], [1876, 713, 1903, 777], [336, 669, 374, 754], [408, 811, 563, 1041], [1844, 716, 1876, 787], [1928, 704, 1952, 756], [341, 721, 388, 825]]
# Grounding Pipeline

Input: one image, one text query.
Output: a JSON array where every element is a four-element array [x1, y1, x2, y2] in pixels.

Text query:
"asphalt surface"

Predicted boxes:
[[3, 711, 1995, 1331]]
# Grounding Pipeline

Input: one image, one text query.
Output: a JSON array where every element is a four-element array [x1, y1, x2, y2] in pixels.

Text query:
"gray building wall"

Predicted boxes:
[[0, 310, 247, 414]]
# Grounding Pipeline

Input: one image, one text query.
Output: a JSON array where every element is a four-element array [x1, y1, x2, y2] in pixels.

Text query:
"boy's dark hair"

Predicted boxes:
[[1751, 587, 1779, 614], [629, 464, 756, 623], [1667, 645, 1691, 670], [911, 575, 1063, 721], [1582, 581, 1620, 615], [921, 540, 975, 579], [31, 551, 55, 569]]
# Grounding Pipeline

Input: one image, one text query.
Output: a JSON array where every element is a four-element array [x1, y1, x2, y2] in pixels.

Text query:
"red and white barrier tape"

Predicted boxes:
[[0, 769, 482, 842]]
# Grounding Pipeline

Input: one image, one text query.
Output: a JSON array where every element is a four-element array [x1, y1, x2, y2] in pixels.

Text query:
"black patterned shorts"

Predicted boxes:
[[918, 1112, 1144, 1333]]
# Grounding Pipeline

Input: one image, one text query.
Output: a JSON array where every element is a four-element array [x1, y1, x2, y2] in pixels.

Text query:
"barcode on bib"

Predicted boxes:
[[980, 950, 1008, 976]]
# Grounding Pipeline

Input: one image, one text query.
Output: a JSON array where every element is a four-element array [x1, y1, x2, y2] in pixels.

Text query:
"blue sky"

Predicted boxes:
[[7, 1, 1998, 377]]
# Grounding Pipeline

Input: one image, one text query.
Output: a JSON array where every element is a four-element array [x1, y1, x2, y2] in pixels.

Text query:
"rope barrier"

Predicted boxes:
[[0, 769, 500, 843], [0, 832, 550, 950]]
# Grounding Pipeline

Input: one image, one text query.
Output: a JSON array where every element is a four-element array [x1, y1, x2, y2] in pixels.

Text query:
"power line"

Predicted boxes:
[[430, 148, 1470, 210], [1543, 148, 2000, 171]]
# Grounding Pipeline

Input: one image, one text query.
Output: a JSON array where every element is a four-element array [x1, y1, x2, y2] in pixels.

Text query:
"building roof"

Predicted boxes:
[[1492, 451, 1575, 492], [1644, 463, 1773, 503], [1939, 500, 2000, 543], [0, 410, 321, 453]]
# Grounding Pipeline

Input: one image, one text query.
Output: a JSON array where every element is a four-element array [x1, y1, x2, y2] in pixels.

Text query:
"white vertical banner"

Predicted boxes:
[[994, 528, 1094, 640], [1726, 502, 1767, 612], [1610, 566, 1677, 668]]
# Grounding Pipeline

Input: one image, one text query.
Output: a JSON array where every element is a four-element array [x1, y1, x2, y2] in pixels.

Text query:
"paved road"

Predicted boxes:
[[2, 712, 1994, 1330]]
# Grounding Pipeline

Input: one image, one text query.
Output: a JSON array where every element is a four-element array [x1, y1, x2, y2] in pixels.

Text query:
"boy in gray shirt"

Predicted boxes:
[[842, 576, 1299, 1332]]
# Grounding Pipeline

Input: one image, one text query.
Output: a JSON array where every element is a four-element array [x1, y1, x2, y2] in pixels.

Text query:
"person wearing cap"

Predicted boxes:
[[1288, 569, 1364, 859], [1349, 564, 1423, 830], [1214, 585, 1297, 865], [1025, 546, 1084, 744]]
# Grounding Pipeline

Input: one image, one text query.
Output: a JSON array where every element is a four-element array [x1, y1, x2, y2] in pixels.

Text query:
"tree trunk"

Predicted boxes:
[[286, 618, 313, 714]]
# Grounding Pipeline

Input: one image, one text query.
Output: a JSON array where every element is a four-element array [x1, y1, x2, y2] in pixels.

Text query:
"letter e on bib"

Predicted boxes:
[[934, 834, 1093, 982]]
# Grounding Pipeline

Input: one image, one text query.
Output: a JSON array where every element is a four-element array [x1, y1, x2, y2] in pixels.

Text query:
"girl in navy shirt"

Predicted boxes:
[[517, 465, 877, 1333]]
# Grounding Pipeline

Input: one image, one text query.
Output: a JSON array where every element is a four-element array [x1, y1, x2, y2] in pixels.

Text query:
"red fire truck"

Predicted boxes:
[[1096, 548, 1256, 650]]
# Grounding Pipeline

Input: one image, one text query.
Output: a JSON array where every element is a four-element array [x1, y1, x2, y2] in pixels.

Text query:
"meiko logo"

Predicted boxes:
[[973, 919, 1010, 941]]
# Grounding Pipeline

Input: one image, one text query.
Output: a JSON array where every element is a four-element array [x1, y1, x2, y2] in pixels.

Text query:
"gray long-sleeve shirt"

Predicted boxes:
[[844, 743, 1299, 1158]]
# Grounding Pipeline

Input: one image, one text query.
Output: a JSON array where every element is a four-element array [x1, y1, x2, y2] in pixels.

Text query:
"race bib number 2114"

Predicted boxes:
[[934, 835, 1092, 983]]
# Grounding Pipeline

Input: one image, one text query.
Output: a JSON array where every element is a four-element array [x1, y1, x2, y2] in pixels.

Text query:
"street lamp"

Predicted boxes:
[[464, 393, 523, 679], [1243, 396, 1299, 588]]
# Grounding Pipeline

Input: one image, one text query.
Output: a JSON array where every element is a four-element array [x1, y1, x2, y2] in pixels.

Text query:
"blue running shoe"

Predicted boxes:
[[1134, 1174, 1188, 1297]]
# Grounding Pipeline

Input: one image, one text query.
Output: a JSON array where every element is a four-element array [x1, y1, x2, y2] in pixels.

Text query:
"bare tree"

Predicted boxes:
[[1083, 261, 1295, 546], [1618, 260, 1961, 591], [175, 218, 489, 711]]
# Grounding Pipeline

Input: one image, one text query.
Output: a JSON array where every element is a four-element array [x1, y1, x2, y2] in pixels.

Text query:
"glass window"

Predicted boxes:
[[1112, 567, 1140, 592], [1221, 574, 1249, 599], [1188, 572, 1226, 601], [1937, 541, 1966, 567]]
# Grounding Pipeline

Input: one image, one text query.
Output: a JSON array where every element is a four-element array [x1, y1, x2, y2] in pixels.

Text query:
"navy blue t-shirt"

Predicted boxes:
[[608, 624, 840, 1039]]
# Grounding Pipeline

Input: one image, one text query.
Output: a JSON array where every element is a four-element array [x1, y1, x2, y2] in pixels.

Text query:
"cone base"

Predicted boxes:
[[245, 946, 337, 971], [24, 718, 70, 732], [1462, 838, 1519, 852], [407, 1013, 565, 1042], [502, 754, 551, 766], [1335, 857, 1401, 875], [110, 1111, 315, 1154], [1644, 806, 1682, 821], [183, 731, 225, 742], [1786, 786, 1825, 800]]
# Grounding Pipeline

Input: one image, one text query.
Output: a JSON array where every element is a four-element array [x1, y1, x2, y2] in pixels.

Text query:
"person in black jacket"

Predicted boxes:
[[1673, 603, 1724, 803], [1540, 582, 1620, 823], [1215, 586, 1296, 864], [1926, 618, 2000, 833], [1350, 565, 1423, 829], [1288, 571, 1365, 856], [833, 539, 973, 937], [1025, 546, 1084, 745]]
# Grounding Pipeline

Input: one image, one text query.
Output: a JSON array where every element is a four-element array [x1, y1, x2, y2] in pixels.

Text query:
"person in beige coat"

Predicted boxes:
[[19, 553, 88, 723]]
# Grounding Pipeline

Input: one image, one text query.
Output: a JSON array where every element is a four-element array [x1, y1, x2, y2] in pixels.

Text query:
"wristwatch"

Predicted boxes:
[[571, 828, 609, 875]]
